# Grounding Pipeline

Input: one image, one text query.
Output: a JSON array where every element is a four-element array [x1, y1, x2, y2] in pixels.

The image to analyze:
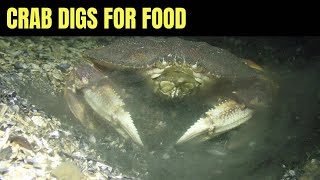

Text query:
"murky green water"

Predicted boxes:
[[6, 36, 319, 179]]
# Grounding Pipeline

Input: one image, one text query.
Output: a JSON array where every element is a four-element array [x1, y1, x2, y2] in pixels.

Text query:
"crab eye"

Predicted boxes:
[[160, 81, 175, 93]]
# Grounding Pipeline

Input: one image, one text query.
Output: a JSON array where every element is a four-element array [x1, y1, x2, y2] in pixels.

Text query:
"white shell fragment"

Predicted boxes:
[[31, 116, 45, 127], [49, 130, 60, 138]]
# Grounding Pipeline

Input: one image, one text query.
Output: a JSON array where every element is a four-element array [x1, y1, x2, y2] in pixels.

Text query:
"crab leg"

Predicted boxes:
[[176, 100, 253, 145]]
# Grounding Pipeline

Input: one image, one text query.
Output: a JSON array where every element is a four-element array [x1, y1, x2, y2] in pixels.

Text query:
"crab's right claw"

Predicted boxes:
[[65, 65, 143, 147], [176, 100, 254, 145], [82, 81, 144, 147]]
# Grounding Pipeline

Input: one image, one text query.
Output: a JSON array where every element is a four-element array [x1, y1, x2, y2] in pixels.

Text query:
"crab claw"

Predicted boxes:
[[176, 100, 253, 145], [65, 65, 143, 146], [83, 85, 144, 146]]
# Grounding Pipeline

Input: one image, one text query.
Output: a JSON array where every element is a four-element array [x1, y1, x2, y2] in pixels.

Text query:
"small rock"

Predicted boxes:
[[42, 64, 53, 71], [14, 63, 28, 70], [52, 73, 63, 81], [31, 116, 45, 127], [29, 63, 41, 71], [51, 162, 83, 180], [49, 130, 60, 138], [21, 51, 29, 56], [10, 136, 33, 150], [21, 99, 28, 107], [6, 91, 16, 98], [288, 170, 295, 176], [88, 135, 96, 144], [16, 72, 24, 78], [56, 63, 71, 73], [11, 105, 19, 113], [11, 50, 22, 57], [0, 147, 12, 160]]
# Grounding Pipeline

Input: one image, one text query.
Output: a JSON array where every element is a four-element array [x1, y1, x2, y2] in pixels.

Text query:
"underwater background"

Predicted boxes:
[[0, 36, 319, 180]]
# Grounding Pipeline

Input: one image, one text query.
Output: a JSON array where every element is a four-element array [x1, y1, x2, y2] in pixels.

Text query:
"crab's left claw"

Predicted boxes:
[[176, 100, 253, 145]]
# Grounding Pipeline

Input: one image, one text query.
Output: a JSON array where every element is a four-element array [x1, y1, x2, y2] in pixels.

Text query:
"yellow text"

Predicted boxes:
[[7, 7, 52, 29]]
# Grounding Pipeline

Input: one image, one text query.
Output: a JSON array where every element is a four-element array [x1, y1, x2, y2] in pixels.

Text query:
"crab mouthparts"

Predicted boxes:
[[158, 80, 195, 98]]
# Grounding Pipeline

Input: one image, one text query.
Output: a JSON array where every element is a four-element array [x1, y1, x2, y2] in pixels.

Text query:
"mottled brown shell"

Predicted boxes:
[[85, 37, 257, 80]]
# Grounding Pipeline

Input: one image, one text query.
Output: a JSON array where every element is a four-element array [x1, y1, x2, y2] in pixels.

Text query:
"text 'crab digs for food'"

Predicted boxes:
[[6, 7, 186, 30]]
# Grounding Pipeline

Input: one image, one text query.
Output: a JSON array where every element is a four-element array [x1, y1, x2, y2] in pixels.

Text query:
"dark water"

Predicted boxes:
[[21, 37, 320, 179]]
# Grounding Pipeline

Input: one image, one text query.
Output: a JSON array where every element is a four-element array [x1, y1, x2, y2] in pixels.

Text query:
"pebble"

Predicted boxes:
[[31, 116, 45, 127], [11, 50, 22, 57], [11, 105, 19, 113], [88, 135, 96, 144], [56, 63, 71, 73], [42, 64, 53, 71], [22, 51, 29, 57], [49, 130, 60, 138], [21, 99, 28, 107], [29, 63, 40, 71], [52, 73, 63, 81], [288, 170, 295, 176], [0, 147, 12, 160], [10, 136, 33, 150], [51, 162, 83, 180], [6, 91, 16, 98], [14, 63, 28, 70], [17, 72, 23, 77]]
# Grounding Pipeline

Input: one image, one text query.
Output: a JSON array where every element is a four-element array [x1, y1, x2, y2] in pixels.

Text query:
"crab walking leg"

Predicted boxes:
[[82, 84, 143, 146], [176, 100, 254, 145]]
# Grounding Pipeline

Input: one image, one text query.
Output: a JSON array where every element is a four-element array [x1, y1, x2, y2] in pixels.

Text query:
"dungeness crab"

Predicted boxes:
[[64, 37, 276, 147]]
